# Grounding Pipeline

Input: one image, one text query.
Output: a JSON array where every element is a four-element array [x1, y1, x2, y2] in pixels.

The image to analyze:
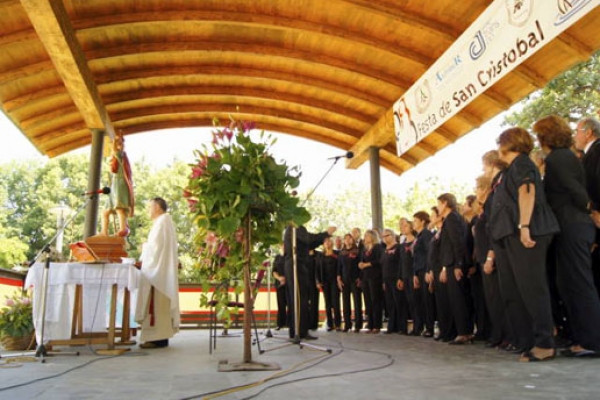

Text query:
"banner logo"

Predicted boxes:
[[555, 0, 591, 25], [415, 79, 432, 114], [506, 0, 534, 27]]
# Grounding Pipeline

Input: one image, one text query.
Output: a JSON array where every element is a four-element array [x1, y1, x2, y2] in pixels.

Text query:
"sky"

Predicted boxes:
[[0, 110, 508, 197]]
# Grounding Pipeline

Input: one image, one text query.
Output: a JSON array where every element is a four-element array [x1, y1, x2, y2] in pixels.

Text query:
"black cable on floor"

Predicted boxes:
[[239, 342, 394, 400], [0, 351, 148, 393]]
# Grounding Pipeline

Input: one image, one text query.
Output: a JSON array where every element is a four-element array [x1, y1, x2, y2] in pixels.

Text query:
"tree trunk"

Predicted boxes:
[[242, 213, 252, 364]]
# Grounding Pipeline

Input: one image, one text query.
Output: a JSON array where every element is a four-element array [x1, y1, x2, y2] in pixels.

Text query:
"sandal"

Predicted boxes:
[[519, 349, 556, 362]]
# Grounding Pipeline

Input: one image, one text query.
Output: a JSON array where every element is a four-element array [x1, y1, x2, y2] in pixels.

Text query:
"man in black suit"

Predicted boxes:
[[574, 117, 600, 296], [284, 225, 336, 341]]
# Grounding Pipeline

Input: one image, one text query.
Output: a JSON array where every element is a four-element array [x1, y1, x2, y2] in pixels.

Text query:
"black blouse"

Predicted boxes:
[[360, 243, 383, 280], [337, 247, 360, 283], [400, 239, 415, 280], [413, 228, 433, 273], [381, 243, 401, 281], [490, 153, 559, 241]]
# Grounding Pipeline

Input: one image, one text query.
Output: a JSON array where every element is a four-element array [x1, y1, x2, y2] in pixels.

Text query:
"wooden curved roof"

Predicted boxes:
[[0, 0, 599, 174]]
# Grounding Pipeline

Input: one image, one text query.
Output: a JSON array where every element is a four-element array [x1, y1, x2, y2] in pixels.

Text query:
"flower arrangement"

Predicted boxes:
[[184, 117, 310, 326], [0, 292, 34, 339]]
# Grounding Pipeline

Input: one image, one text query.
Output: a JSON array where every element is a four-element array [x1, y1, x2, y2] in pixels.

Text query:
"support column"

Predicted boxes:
[[369, 146, 383, 230], [83, 129, 105, 239]]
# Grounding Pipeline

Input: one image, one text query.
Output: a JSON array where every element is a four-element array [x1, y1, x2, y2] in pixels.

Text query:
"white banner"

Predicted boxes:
[[394, 0, 599, 156]]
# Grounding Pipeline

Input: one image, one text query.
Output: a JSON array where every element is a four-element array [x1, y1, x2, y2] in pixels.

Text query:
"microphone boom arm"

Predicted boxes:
[[300, 157, 341, 207]]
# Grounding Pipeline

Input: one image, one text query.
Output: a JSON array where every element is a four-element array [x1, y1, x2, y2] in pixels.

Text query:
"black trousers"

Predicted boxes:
[[446, 267, 472, 336], [308, 280, 320, 330], [555, 221, 600, 351], [341, 278, 362, 330], [482, 268, 507, 345], [284, 261, 310, 338], [592, 228, 600, 298], [383, 277, 406, 333], [416, 270, 436, 334], [433, 271, 455, 340], [275, 285, 288, 328], [405, 273, 423, 334], [362, 275, 383, 330], [321, 278, 341, 328], [500, 234, 555, 349], [470, 267, 490, 339]]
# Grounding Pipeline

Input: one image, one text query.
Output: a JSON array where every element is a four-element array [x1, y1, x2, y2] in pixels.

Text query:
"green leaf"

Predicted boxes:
[[217, 217, 239, 236]]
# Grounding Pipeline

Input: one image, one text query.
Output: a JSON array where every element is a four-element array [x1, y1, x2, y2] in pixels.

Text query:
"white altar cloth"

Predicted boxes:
[[25, 262, 140, 345]]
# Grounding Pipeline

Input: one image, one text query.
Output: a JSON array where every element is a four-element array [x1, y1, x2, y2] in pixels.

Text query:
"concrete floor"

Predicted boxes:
[[0, 328, 599, 400]]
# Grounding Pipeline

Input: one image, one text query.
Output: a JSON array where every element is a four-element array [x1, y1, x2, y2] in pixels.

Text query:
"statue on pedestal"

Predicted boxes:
[[100, 132, 134, 237]]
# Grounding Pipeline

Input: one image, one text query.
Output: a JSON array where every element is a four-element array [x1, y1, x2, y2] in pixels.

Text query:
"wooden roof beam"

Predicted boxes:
[[346, 108, 396, 170], [19, 0, 115, 139]]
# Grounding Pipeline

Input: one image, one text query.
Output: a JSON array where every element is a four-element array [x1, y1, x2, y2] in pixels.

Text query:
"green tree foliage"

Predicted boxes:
[[504, 51, 600, 128], [0, 156, 89, 262], [301, 176, 471, 237]]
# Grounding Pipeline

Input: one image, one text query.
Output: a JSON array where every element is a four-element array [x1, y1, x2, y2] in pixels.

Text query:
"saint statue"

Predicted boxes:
[[100, 132, 134, 237]]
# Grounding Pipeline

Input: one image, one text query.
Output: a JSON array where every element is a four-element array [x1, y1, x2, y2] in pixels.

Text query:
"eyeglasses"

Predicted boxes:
[[382, 234, 391, 238]]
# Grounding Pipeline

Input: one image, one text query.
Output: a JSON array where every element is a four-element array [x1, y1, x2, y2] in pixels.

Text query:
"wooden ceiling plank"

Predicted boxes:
[[556, 32, 594, 61], [95, 65, 396, 107], [0, 28, 38, 46], [0, 60, 55, 85], [340, 0, 459, 43], [84, 42, 414, 90], [74, 11, 434, 68], [100, 86, 378, 124], [109, 104, 366, 139], [19, 0, 114, 138]]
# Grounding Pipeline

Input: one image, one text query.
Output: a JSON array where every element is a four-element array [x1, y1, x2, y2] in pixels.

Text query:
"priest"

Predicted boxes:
[[135, 197, 180, 348]]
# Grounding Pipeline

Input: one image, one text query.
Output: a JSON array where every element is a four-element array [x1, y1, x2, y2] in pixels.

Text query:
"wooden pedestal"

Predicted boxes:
[[85, 235, 128, 263]]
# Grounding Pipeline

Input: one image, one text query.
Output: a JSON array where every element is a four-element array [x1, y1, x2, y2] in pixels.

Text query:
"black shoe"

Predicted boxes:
[[422, 331, 433, 338], [326, 327, 333, 332], [302, 334, 318, 341], [560, 348, 600, 358]]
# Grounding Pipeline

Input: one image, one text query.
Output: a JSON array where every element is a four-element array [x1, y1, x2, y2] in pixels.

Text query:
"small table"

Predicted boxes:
[[25, 262, 140, 352]]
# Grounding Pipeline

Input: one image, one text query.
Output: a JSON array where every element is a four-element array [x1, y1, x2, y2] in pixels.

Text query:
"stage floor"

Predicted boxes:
[[0, 327, 598, 400]]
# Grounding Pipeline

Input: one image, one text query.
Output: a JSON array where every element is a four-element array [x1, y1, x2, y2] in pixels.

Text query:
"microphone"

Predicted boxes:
[[82, 187, 111, 196], [327, 151, 354, 160]]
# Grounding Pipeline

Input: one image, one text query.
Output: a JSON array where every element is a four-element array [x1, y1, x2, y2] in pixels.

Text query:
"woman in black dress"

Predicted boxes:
[[490, 127, 559, 362], [534, 115, 600, 357], [359, 230, 384, 334], [337, 233, 362, 332], [429, 206, 454, 341], [437, 192, 473, 345], [413, 211, 434, 337], [399, 221, 417, 335], [381, 228, 403, 334], [317, 237, 341, 331]]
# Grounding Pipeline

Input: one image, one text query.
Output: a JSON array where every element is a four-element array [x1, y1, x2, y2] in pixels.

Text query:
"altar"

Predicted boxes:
[[25, 262, 141, 351]]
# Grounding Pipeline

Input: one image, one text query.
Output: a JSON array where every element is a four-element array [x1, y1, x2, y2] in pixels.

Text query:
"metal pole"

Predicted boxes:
[[369, 146, 383, 231], [292, 226, 300, 343]]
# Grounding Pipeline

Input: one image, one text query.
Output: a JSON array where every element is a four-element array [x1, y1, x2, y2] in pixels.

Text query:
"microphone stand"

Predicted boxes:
[[21, 194, 96, 362], [260, 156, 344, 355]]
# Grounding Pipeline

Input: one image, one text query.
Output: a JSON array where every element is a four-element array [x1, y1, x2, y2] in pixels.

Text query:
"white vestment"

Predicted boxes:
[[135, 213, 180, 342]]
